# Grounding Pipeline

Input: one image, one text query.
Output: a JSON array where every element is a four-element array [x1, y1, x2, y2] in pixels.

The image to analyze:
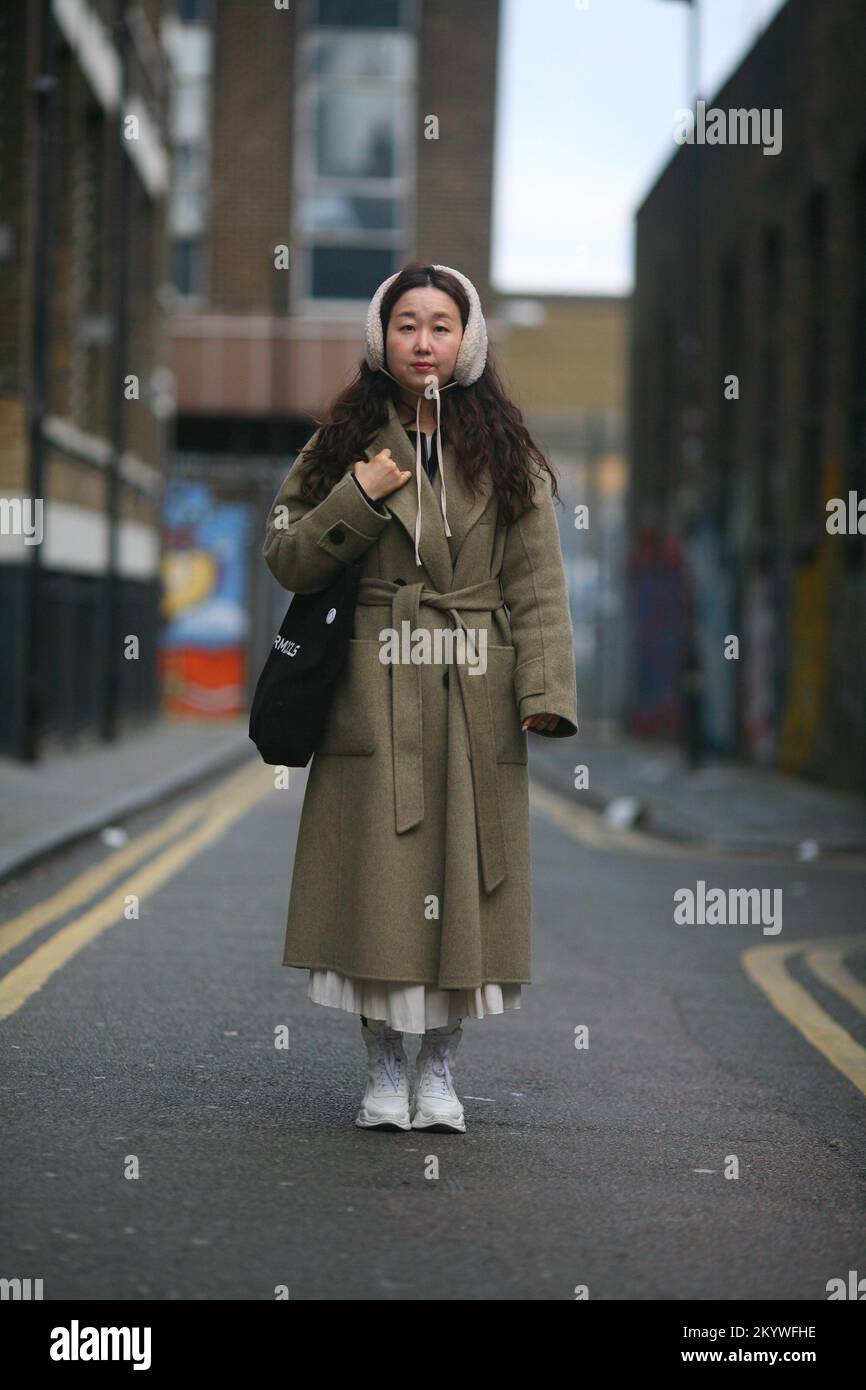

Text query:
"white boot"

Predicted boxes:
[[355, 1017, 411, 1130], [411, 1020, 466, 1133]]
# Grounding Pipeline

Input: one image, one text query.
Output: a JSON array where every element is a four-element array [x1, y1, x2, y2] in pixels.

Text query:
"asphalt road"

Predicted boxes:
[[1, 752, 865, 1301]]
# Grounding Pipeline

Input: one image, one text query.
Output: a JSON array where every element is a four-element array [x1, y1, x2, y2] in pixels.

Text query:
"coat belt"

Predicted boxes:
[[356, 576, 508, 894]]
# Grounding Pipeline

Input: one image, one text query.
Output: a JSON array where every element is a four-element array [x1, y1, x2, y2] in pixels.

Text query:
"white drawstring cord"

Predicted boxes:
[[381, 368, 456, 566]]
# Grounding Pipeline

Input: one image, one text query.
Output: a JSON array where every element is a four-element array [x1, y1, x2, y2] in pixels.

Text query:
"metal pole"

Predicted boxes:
[[102, 2, 132, 742], [20, 0, 59, 762]]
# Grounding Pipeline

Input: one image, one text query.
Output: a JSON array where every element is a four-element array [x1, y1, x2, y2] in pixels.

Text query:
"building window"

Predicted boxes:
[[172, 238, 204, 298], [316, 84, 399, 179], [298, 193, 395, 234], [166, 12, 213, 300], [177, 0, 213, 22], [310, 246, 395, 299], [170, 143, 208, 238], [294, 10, 416, 305], [314, 0, 405, 27]]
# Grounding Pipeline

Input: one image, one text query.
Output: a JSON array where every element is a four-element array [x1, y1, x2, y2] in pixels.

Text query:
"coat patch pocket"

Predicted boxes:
[[315, 638, 381, 756], [465, 643, 527, 765]]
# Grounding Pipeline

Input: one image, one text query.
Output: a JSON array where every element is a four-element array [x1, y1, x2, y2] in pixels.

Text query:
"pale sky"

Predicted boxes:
[[493, 0, 790, 294]]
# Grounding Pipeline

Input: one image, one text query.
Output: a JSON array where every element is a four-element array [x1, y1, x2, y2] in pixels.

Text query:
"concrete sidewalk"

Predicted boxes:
[[2, 712, 864, 882], [529, 727, 866, 856], [0, 715, 257, 882]]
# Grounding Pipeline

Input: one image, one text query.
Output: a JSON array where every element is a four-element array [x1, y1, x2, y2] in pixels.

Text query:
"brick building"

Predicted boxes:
[[166, 0, 503, 689], [629, 0, 866, 791], [0, 0, 171, 758]]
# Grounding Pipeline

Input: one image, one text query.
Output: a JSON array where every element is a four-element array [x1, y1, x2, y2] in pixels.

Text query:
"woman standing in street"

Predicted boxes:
[[262, 262, 578, 1134]]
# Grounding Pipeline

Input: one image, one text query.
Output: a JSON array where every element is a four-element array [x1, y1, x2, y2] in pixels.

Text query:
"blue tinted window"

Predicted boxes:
[[316, 0, 402, 27], [171, 239, 203, 297], [312, 247, 396, 299], [178, 0, 212, 21]]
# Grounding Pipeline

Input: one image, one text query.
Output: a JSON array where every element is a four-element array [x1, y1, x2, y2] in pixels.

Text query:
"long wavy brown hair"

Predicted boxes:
[[296, 263, 562, 525]]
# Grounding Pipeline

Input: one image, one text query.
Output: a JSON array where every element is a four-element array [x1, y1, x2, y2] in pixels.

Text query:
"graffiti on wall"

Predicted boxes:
[[159, 480, 251, 717], [627, 528, 685, 738], [779, 456, 842, 774]]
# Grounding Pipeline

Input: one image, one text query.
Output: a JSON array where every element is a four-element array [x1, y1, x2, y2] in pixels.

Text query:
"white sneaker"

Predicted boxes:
[[411, 1021, 466, 1133], [355, 1018, 412, 1130]]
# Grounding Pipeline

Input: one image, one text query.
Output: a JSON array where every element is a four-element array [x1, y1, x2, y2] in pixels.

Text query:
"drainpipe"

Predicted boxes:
[[101, 1, 131, 741], [20, 0, 59, 761]]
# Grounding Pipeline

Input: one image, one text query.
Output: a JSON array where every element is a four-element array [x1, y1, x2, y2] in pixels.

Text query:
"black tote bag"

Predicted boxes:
[[248, 560, 362, 767]]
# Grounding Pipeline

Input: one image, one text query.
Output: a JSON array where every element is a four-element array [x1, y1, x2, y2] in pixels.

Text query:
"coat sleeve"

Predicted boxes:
[[499, 469, 579, 738], [262, 431, 392, 593]]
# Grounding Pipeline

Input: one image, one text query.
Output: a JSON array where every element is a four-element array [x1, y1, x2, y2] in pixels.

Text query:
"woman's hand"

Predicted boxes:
[[354, 448, 413, 502], [522, 713, 561, 733]]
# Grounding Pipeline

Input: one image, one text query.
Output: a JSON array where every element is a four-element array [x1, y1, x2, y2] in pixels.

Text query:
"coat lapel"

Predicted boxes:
[[363, 396, 494, 592]]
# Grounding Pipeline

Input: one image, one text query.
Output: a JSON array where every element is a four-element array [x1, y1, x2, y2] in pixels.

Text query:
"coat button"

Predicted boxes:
[[442, 671, 449, 688], [393, 577, 406, 585], [329, 527, 345, 544]]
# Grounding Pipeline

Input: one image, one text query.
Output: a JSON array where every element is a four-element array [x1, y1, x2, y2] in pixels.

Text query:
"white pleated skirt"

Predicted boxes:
[[306, 967, 521, 1033]]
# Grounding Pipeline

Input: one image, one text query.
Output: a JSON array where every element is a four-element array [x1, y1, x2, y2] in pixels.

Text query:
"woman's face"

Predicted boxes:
[[384, 286, 464, 397]]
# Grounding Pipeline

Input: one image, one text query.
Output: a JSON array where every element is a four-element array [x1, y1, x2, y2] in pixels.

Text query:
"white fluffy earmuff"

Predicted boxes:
[[364, 263, 488, 386]]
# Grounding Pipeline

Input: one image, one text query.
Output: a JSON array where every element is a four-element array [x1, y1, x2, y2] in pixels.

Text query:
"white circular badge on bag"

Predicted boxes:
[[326, 608, 337, 623]]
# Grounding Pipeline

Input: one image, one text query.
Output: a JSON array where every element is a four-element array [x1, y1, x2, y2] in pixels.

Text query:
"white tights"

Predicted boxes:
[[361, 1013, 462, 1037]]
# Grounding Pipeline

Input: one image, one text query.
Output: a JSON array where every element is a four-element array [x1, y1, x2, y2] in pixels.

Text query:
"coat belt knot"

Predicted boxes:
[[356, 576, 508, 894]]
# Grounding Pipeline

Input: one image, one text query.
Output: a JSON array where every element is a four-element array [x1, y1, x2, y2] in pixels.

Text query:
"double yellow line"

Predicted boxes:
[[529, 779, 866, 866], [531, 777, 866, 1099], [0, 759, 272, 1022], [743, 936, 866, 1099]]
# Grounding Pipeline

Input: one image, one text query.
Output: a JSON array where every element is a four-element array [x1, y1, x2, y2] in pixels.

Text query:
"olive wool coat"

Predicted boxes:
[[262, 395, 578, 990]]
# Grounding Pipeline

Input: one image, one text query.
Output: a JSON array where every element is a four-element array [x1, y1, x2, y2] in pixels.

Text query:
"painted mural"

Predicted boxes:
[[159, 480, 251, 717]]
